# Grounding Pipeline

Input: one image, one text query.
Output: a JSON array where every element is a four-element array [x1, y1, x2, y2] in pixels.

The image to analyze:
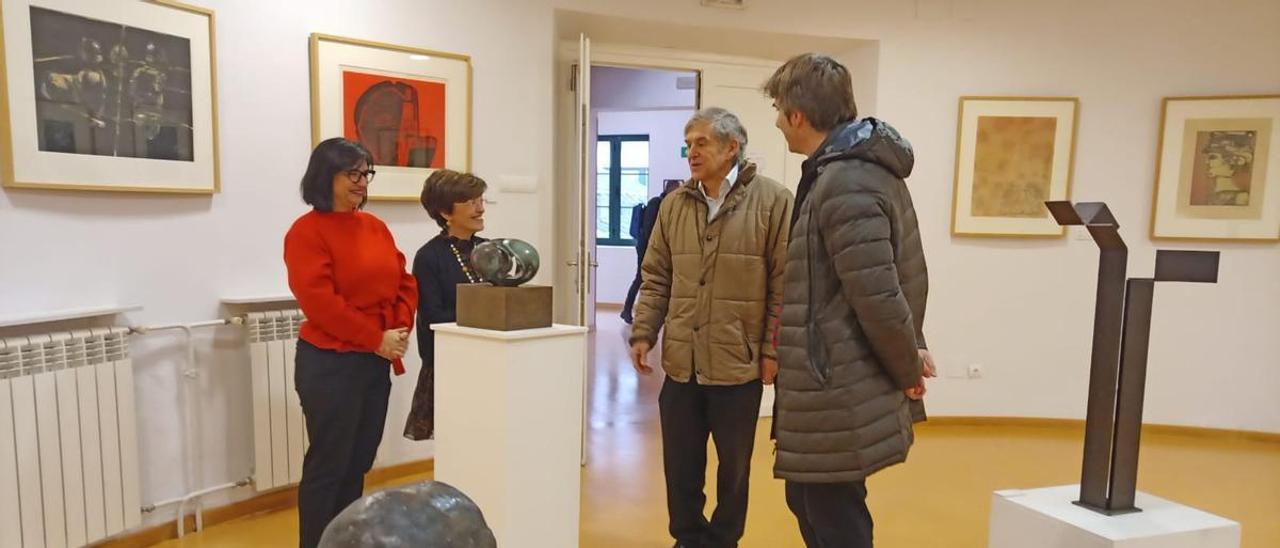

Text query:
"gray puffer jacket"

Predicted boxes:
[[774, 118, 929, 483]]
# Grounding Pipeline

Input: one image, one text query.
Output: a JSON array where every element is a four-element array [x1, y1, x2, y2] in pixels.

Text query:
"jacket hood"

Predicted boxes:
[[813, 118, 915, 179]]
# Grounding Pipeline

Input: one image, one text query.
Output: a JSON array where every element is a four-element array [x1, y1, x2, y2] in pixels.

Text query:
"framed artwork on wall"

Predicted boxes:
[[0, 0, 219, 193], [951, 96, 1079, 237], [310, 33, 471, 202], [1150, 95, 1280, 241]]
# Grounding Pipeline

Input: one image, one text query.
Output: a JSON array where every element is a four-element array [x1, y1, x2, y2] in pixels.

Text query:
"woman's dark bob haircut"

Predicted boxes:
[[300, 137, 374, 212]]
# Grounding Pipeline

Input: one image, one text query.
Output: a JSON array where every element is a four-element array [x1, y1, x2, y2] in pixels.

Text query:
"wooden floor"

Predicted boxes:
[[156, 311, 1280, 547]]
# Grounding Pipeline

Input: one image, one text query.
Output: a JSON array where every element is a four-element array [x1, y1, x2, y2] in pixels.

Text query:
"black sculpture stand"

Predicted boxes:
[[1044, 201, 1219, 516]]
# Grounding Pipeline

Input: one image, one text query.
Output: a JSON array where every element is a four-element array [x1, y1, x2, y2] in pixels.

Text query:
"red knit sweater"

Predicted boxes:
[[284, 209, 417, 375]]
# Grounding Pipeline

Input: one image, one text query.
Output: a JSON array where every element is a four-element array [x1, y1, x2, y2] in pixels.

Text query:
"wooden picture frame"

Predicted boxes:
[[1150, 94, 1280, 242], [0, 0, 219, 194], [309, 33, 471, 202], [951, 96, 1079, 237]]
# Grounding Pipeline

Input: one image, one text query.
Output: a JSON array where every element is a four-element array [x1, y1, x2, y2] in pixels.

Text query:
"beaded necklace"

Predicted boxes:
[[449, 240, 483, 284]]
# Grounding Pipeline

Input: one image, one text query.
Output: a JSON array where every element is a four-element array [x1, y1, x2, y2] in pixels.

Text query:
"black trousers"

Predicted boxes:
[[785, 480, 874, 548], [294, 340, 392, 548], [621, 253, 644, 321], [659, 376, 763, 548]]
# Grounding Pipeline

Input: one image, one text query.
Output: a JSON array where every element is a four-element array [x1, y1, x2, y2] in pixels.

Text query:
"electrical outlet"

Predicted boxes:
[[967, 364, 983, 379]]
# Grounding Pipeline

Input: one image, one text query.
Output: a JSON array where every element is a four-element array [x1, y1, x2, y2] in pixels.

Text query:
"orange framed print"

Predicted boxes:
[[310, 33, 470, 201]]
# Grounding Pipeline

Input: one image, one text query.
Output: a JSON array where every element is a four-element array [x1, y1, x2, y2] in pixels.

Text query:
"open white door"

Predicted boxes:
[[571, 35, 599, 329], [572, 34, 595, 465]]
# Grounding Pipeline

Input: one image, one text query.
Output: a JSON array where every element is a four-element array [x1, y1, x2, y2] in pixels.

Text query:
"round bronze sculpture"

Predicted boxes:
[[471, 239, 539, 287], [318, 481, 496, 548]]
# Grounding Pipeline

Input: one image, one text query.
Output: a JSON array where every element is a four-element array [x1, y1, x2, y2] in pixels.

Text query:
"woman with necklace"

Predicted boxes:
[[404, 169, 488, 441]]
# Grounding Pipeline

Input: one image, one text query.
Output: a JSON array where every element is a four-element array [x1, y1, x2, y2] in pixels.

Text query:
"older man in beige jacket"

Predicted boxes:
[[630, 107, 793, 548]]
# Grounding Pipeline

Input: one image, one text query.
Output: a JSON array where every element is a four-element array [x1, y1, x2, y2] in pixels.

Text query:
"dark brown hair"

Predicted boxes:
[[300, 137, 373, 212], [762, 53, 858, 132], [420, 169, 488, 228]]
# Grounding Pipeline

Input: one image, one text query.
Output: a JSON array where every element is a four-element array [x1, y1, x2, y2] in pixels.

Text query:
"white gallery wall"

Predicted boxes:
[[842, 0, 1280, 434], [0, 0, 1276, 532]]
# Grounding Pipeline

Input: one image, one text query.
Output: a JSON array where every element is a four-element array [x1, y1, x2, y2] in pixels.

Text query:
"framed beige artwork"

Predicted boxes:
[[951, 96, 1079, 237], [0, 0, 219, 193], [310, 33, 471, 201], [1151, 95, 1280, 241]]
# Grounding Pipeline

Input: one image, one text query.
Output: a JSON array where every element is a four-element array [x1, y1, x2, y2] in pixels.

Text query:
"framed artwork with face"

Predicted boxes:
[[1150, 95, 1280, 241]]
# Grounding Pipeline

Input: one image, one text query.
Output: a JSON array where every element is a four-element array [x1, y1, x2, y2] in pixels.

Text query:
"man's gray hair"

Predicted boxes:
[[684, 107, 748, 165]]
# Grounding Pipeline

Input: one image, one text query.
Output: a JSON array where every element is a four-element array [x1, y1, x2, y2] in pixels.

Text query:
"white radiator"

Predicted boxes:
[[245, 310, 308, 492], [0, 328, 141, 548]]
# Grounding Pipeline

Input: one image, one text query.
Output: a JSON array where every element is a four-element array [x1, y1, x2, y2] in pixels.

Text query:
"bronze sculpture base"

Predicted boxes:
[[456, 285, 553, 331]]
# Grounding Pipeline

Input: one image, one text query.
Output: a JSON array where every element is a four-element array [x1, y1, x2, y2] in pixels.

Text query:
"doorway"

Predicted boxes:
[[589, 65, 699, 322]]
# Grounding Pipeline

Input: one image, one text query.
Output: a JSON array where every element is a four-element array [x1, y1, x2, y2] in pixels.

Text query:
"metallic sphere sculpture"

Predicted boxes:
[[318, 481, 496, 548], [471, 238, 539, 287]]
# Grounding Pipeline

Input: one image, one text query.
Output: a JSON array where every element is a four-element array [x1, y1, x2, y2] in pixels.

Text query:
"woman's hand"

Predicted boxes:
[[377, 328, 410, 361]]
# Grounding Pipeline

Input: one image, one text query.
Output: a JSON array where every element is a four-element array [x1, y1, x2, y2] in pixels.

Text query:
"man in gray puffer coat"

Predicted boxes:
[[764, 53, 936, 548]]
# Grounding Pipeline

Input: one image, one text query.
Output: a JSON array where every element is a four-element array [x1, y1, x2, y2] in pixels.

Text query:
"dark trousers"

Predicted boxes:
[[659, 376, 763, 547], [785, 480, 874, 548], [621, 254, 644, 321], [294, 340, 392, 548]]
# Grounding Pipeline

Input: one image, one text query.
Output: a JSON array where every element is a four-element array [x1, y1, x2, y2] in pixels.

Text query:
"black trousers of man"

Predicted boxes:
[[659, 375, 763, 548], [784, 480, 874, 548], [294, 340, 392, 548]]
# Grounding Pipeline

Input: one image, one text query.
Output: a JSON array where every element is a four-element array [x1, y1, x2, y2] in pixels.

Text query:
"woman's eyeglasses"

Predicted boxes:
[[344, 169, 376, 183]]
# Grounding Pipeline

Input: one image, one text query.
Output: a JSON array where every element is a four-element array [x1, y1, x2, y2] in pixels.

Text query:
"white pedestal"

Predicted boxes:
[[989, 485, 1240, 548], [433, 323, 588, 548]]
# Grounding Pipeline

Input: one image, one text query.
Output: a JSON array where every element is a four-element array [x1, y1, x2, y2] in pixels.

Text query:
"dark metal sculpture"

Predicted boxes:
[[471, 239, 540, 287], [1045, 200, 1220, 515], [319, 481, 496, 548]]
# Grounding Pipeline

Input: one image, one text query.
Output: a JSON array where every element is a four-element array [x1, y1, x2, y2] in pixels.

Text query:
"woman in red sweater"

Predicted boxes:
[[283, 137, 417, 548]]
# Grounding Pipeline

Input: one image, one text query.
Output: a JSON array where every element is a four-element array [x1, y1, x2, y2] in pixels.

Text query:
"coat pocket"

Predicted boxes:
[[740, 319, 755, 364], [805, 320, 831, 385]]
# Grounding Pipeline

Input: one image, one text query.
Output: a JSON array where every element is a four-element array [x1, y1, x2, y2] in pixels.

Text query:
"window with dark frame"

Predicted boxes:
[[596, 134, 650, 246]]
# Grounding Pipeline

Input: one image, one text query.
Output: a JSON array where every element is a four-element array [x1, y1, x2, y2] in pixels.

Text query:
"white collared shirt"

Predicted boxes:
[[698, 164, 739, 222]]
